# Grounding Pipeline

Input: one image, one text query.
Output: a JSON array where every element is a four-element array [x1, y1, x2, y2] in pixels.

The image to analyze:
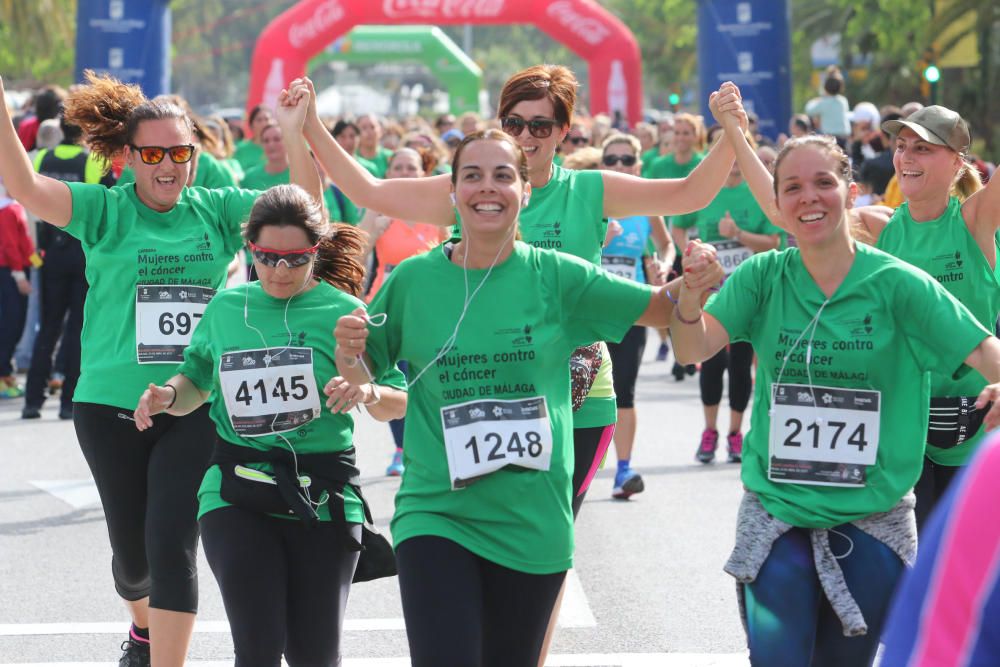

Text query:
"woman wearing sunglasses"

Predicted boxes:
[[133, 184, 406, 666], [0, 71, 321, 666], [332, 129, 723, 667], [598, 133, 673, 499]]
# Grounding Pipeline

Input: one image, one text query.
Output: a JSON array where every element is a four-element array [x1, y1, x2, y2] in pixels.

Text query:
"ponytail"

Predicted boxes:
[[952, 162, 983, 202], [314, 224, 367, 297]]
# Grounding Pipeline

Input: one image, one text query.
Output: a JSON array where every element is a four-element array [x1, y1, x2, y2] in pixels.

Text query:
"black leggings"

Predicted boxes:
[[200, 507, 360, 666], [606, 326, 647, 409], [74, 401, 214, 613], [396, 536, 566, 667], [571, 424, 615, 517], [699, 341, 753, 412]]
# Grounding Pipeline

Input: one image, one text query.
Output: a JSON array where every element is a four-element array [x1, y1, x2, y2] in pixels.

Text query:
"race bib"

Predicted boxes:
[[441, 397, 553, 489], [768, 383, 880, 487], [710, 240, 753, 277], [135, 285, 215, 363], [219, 347, 321, 437], [602, 255, 638, 282]]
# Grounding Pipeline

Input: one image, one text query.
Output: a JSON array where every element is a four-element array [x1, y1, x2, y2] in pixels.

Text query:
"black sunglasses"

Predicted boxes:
[[602, 154, 637, 167], [500, 117, 558, 139], [129, 144, 195, 165], [565, 136, 589, 146]]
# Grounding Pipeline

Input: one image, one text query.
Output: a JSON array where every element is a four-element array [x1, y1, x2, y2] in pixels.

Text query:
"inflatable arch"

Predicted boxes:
[[248, 0, 642, 125], [311, 25, 482, 114]]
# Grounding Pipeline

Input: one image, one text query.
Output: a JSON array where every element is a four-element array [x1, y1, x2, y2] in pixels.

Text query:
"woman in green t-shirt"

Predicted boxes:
[[232, 103, 272, 173], [240, 121, 289, 191], [133, 185, 406, 666], [0, 72, 321, 666], [672, 108, 1000, 665], [332, 129, 722, 667]]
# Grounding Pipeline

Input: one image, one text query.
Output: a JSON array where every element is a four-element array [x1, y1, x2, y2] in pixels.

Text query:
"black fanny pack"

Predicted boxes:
[[212, 439, 397, 583], [927, 396, 990, 449]]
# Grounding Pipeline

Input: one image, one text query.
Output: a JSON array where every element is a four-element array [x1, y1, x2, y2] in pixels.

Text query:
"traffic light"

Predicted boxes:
[[668, 92, 680, 106], [923, 65, 940, 84]]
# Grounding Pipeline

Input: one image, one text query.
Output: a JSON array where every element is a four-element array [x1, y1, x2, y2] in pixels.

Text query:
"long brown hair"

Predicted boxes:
[[243, 185, 366, 296], [62, 70, 194, 169]]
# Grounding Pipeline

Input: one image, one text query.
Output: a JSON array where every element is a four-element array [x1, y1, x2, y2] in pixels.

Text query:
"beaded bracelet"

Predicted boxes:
[[665, 287, 703, 325]]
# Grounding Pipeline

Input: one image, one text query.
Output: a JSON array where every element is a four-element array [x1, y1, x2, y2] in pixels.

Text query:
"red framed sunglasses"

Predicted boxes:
[[248, 241, 319, 268]]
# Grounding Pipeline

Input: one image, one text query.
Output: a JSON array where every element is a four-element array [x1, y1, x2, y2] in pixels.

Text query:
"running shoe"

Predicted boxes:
[[386, 449, 404, 477], [655, 342, 669, 362], [21, 405, 41, 419], [0, 377, 23, 399], [118, 638, 150, 667], [727, 432, 743, 463], [671, 362, 686, 381], [696, 429, 719, 464], [612, 468, 645, 499], [685, 364, 697, 376], [59, 405, 74, 420]]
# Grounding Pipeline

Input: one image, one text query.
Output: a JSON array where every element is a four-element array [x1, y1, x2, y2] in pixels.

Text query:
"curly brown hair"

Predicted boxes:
[[62, 70, 194, 168], [243, 184, 367, 297]]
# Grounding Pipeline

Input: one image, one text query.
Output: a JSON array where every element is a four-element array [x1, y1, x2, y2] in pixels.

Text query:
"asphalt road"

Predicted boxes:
[[0, 341, 751, 666]]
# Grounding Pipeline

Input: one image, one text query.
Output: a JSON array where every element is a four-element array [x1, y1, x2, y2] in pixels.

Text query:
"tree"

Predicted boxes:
[[0, 0, 76, 86]]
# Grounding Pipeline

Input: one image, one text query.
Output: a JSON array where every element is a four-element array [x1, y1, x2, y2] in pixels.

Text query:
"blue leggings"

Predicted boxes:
[[744, 524, 903, 667]]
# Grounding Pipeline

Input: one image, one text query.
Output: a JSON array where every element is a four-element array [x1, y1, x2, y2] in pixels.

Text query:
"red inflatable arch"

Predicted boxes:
[[247, 0, 643, 126]]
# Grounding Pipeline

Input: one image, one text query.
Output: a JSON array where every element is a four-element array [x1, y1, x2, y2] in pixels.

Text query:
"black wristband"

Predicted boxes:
[[164, 383, 178, 410]]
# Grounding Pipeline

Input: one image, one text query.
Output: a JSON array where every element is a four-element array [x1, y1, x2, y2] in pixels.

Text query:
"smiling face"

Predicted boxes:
[[774, 144, 855, 248], [253, 224, 317, 300], [126, 117, 195, 213], [452, 138, 529, 240], [503, 97, 566, 176], [893, 127, 963, 201]]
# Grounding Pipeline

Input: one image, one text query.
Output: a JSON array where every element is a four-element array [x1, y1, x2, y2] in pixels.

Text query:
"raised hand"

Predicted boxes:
[[134, 383, 176, 431], [275, 81, 309, 133], [711, 82, 748, 134]]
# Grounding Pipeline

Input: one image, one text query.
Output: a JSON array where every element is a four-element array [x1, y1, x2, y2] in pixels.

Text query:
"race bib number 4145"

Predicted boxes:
[[768, 383, 880, 488], [441, 397, 553, 489], [219, 347, 321, 437]]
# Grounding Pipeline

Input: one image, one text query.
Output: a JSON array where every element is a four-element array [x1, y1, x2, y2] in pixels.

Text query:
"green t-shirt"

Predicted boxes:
[[639, 147, 663, 178], [178, 281, 406, 522], [706, 244, 988, 528], [326, 185, 363, 225], [117, 152, 238, 190], [520, 164, 615, 426], [355, 147, 394, 178], [876, 197, 1000, 465], [240, 165, 289, 191], [673, 181, 780, 242], [64, 182, 261, 409], [647, 151, 704, 180], [365, 242, 652, 572], [233, 140, 265, 172]]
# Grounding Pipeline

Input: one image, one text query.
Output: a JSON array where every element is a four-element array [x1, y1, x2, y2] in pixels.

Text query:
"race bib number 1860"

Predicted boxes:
[[441, 397, 553, 489]]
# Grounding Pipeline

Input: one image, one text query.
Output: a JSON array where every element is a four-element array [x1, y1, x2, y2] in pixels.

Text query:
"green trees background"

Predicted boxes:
[[1, 0, 995, 156]]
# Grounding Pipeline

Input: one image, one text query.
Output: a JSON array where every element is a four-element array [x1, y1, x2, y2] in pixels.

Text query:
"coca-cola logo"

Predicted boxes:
[[382, 0, 504, 19], [546, 1, 611, 46], [289, 0, 345, 49]]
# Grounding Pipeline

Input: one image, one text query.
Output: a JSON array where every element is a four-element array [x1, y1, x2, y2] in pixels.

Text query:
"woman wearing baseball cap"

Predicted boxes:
[[864, 105, 1000, 526]]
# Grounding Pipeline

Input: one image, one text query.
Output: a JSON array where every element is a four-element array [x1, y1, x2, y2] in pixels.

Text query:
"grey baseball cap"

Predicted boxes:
[[882, 105, 970, 154]]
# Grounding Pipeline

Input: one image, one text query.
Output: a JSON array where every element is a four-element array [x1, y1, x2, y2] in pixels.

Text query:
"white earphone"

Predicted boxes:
[[450, 192, 457, 206], [522, 193, 530, 207]]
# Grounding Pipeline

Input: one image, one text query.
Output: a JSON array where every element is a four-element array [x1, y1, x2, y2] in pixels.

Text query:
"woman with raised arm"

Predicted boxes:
[[134, 185, 406, 666], [671, 108, 1000, 665], [332, 129, 722, 667], [728, 97, 1000, 529], [0, 71, 320, 666]]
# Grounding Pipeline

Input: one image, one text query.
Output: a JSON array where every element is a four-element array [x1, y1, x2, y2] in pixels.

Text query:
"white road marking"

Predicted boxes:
[[1, 654, 750, 667], [29, 479, 100, 510], [560, 568, 597, 627]]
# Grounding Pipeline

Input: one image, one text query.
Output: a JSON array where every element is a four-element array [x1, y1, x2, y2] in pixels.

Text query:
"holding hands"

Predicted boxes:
[[709, 82, 748, 134]]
